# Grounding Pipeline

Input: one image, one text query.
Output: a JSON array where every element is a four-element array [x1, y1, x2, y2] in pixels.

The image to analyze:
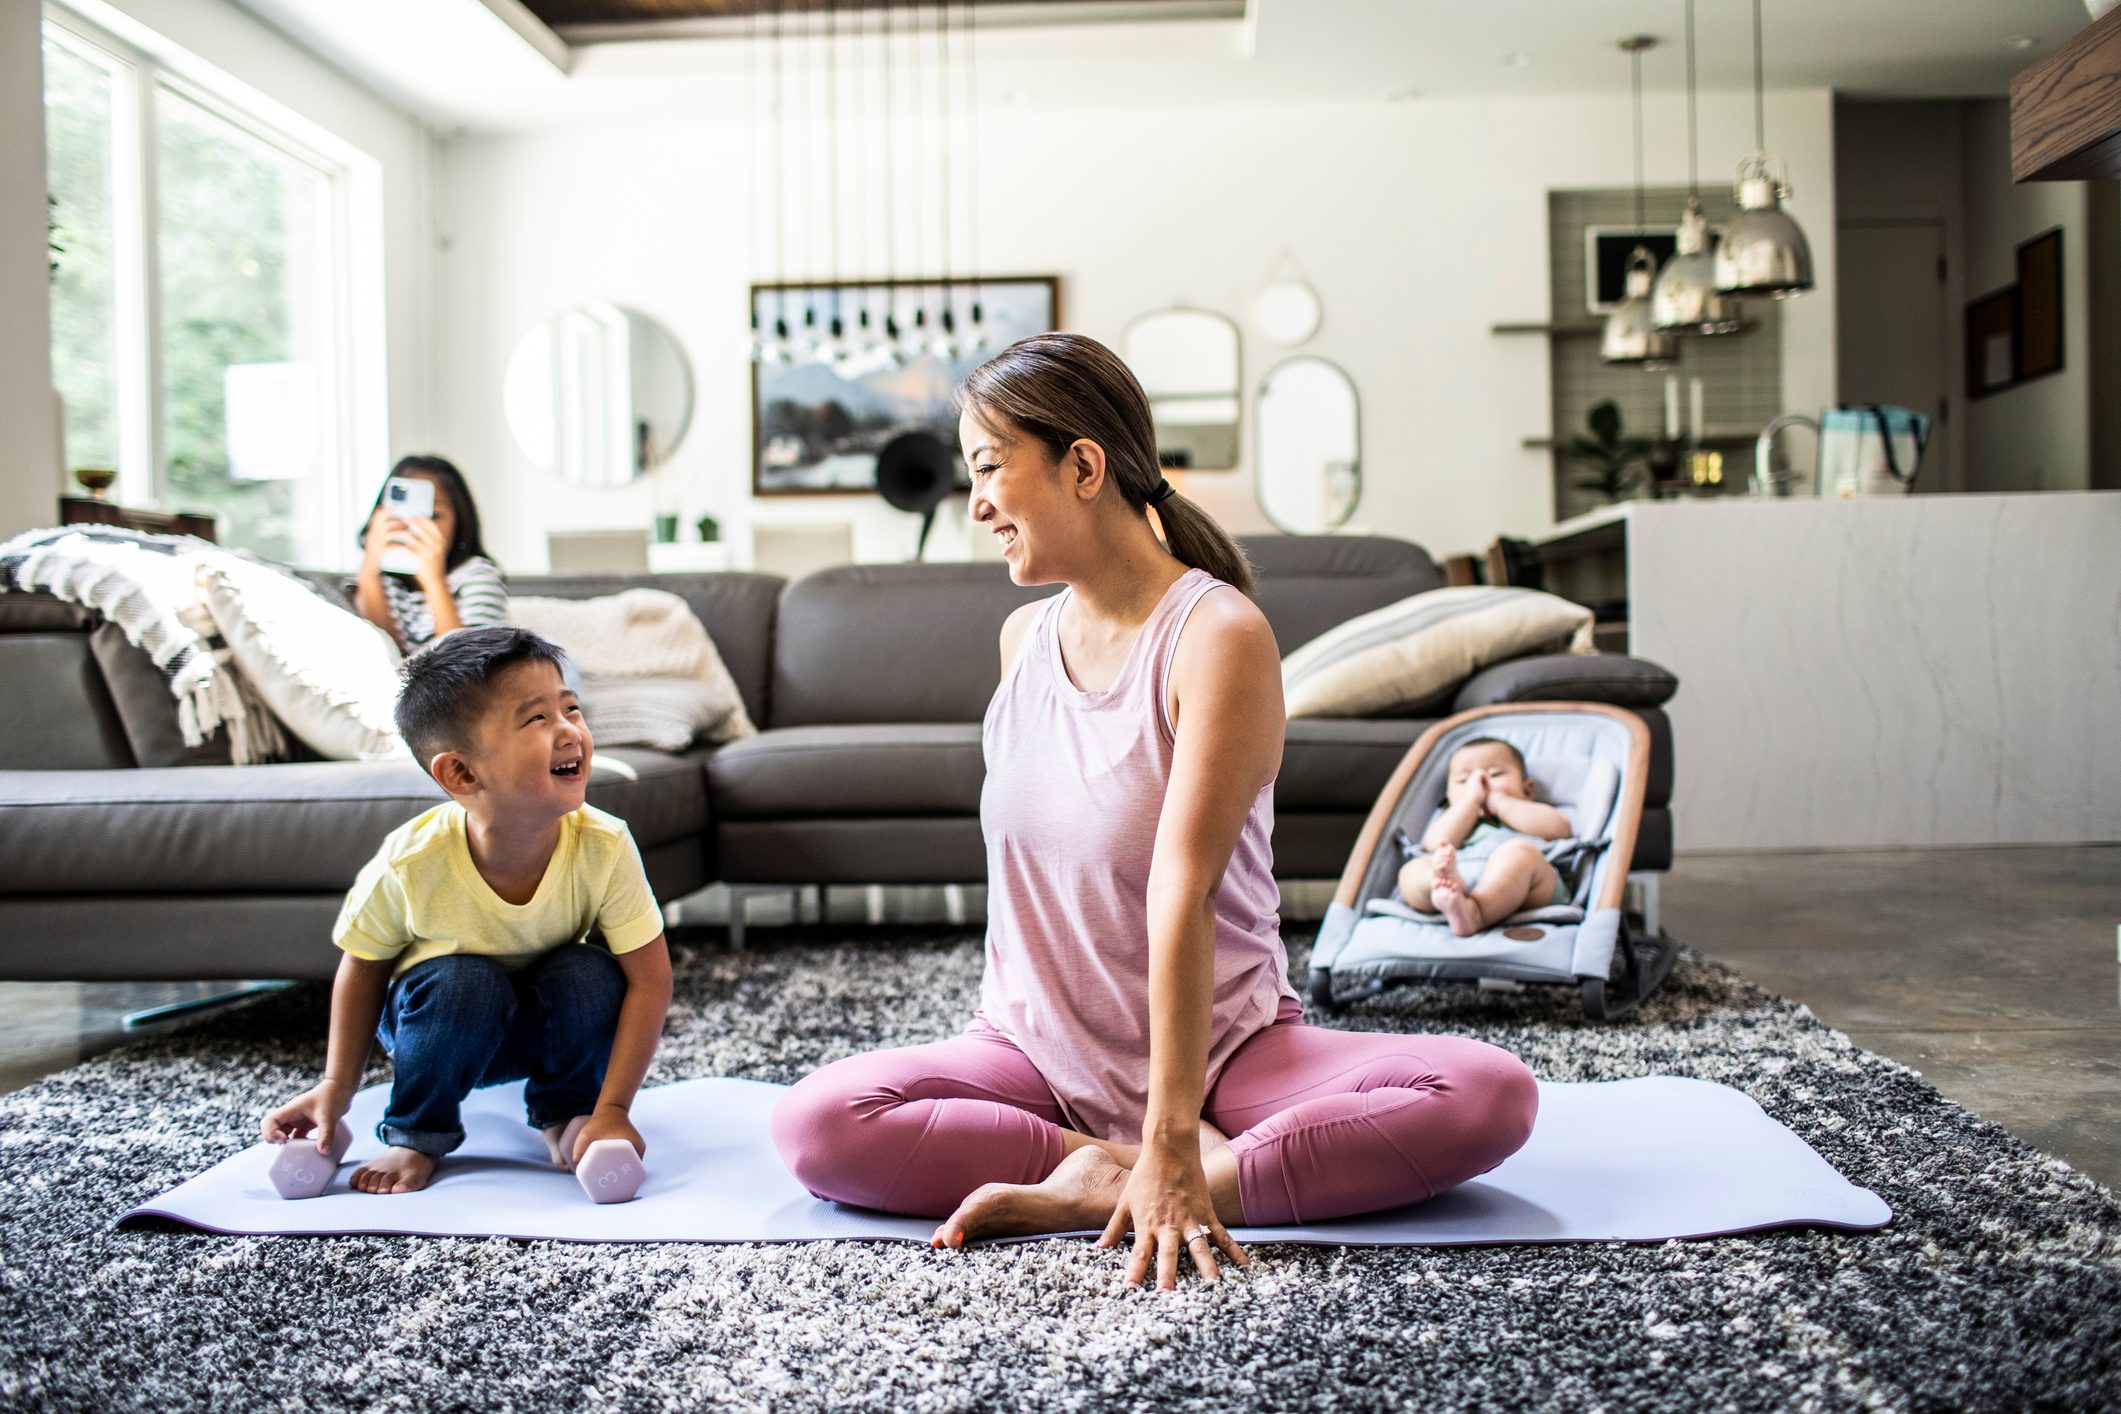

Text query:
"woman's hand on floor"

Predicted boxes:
[[1097, 1136, 1248, 1290]]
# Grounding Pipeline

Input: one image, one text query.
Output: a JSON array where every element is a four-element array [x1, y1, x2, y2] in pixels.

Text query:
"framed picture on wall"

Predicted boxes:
[[1965, 286, 2018, 400], [2016, 227, 2064, 382], [748, 277, 1060, 496]]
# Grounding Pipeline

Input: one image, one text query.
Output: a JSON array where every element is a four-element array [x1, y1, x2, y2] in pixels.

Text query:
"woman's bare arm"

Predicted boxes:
[[1100, 588, 1282, 1288]]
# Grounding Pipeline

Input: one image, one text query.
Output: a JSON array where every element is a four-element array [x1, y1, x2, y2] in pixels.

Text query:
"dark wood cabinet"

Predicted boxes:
[[58, 497, 217, 543]]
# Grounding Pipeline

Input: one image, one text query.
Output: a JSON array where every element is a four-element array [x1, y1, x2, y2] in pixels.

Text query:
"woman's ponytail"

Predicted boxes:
[[1152, 488, 1255, 597]]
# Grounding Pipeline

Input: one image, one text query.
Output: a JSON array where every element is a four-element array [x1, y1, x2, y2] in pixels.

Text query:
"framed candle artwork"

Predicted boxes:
[[749, 277, 1060, 496]]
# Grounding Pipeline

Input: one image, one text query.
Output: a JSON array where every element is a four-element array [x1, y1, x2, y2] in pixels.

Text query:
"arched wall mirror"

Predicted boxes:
[[1121, 307, 1240, 470], [1256, 356, 1361, 533], [503, 303, 694, 488]]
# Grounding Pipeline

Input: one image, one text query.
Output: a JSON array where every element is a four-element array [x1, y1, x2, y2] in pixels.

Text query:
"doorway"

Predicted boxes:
[[1838, 220, 1953, 492]]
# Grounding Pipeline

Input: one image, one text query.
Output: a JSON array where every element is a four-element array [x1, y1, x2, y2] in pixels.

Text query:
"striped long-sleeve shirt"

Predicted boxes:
[[380, 555, 510, 649]]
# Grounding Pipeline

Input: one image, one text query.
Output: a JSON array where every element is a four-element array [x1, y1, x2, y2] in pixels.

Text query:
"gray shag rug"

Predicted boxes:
[[0, 929, 2116, 1413]]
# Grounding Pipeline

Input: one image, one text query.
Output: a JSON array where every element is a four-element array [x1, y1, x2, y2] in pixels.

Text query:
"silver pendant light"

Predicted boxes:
[[1602, 36, 1676, 369], [1715, 0, 1814, 298], [1653, 0, 1741, 334]]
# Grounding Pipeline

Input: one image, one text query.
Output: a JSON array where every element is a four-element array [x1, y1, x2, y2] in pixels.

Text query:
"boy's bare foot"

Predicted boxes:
[[1433, 868, 1485, 937], [543, 1115, 590, 1170], [931, 1145, 1131, 1248], [351, 1146, 437, 1194]]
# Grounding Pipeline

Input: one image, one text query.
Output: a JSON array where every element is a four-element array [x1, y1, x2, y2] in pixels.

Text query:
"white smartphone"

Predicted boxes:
[[378, 476, 435, 577]]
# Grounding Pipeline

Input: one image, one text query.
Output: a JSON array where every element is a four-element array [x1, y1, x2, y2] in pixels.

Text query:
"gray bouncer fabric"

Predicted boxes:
[[1307, 706, 1676, 1021]]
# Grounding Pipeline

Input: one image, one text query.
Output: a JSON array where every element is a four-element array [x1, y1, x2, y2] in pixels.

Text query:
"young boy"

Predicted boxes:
[[1397, 737, 1575, 938], [262, 626, 673, 1195]]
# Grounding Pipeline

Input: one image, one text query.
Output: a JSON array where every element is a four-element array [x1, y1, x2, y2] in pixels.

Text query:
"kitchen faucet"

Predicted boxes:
[[1753, 414, 1819, 497]]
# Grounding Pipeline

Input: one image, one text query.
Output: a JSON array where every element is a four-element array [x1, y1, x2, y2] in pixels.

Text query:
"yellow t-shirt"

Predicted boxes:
[[333, 802, 664, 978]]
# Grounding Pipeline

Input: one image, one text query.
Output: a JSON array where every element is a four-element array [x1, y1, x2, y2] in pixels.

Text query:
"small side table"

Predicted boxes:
[[58, 497, 217, 543]]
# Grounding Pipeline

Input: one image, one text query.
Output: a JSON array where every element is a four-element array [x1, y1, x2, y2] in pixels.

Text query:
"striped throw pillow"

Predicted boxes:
[[1282, 586, 1595, 718]]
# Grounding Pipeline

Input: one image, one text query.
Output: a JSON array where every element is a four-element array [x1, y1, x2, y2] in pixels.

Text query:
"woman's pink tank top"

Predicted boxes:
[[977, 567, 1297, 1143]]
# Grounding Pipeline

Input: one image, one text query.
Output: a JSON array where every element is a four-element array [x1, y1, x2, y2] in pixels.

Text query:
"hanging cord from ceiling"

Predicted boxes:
[[1684, 0, 1698, 200], [1751, 0, 1765, 154], [964, 0, 982, 343], [937, 0, 956, 351]]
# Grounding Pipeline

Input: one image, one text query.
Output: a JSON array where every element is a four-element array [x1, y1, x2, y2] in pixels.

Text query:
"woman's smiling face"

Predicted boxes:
[[962, 407, 1079, 587]]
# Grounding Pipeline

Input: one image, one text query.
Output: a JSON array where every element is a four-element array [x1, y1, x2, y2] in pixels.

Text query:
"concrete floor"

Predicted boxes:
[[1, 845, 2115, 1189]]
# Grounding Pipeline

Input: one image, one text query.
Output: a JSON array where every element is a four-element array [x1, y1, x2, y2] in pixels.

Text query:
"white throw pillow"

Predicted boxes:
[[198, 559, 409, 760], [512, 589, 756, 750], [1282, 586, 1595, 719]]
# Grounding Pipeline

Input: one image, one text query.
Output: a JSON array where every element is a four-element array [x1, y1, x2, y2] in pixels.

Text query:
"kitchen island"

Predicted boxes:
[[1538, 493, 2121, 850]]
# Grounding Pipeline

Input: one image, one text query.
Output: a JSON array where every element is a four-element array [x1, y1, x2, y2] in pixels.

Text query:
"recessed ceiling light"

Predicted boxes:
[[1503, 52, 1534, 68], [2007, 35, 2039, 49]]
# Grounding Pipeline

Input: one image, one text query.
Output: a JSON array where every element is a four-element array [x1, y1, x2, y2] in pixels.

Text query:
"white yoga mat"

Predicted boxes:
[[121, 1076, 1889, 1245]]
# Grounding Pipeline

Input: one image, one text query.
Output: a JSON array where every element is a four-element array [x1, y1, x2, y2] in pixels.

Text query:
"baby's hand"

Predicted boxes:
[[573, 1106, 646, 1164], [263, 1082, 353, 1154]]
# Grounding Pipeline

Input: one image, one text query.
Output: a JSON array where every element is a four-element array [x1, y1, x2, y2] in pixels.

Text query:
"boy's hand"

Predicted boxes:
[[263, 1081, 355, 1153], [573, 1106, 646, 1164]]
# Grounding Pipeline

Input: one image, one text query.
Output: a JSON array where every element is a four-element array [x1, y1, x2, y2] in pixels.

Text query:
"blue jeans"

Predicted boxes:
[[375, 946, 627, 1156]]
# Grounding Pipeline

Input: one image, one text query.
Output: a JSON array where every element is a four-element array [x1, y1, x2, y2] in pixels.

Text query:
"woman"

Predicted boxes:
[[353, 455, 509, 652], [771, 334, 1537, 1291]]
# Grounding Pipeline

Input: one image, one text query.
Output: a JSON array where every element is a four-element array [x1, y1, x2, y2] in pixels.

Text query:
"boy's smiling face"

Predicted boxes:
[[447, 659, 591, 815]]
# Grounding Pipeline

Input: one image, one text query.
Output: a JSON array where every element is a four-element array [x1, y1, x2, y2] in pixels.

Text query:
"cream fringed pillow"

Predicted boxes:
[[1282, 586, 1596, 719], [512, 589, 756, 751], [197, 558, 410, 760]]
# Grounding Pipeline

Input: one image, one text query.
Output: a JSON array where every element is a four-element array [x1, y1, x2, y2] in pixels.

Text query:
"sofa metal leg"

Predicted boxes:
[[122, 980, 294, 1031], [944, 884, 966, 926], [1630, 874, 1663, 936]]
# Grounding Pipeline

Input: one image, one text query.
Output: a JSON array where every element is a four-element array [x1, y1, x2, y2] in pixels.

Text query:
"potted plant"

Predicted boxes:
[[1567, 400, 1654, 503]]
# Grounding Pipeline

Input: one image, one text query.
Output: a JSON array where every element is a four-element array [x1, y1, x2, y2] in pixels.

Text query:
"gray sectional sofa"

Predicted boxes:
[[0, 535, 1678, 982]]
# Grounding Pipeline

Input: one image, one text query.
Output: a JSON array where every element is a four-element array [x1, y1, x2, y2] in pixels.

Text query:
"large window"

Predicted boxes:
[[44, 8, 353, 567]]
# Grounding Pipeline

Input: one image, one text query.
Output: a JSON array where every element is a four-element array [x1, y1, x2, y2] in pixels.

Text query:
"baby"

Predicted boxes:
[[1397, 737, 1574, 937], [262, 626, 673, 1194]]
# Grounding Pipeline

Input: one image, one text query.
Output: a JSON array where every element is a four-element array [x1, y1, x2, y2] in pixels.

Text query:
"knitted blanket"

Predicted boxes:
[[0, 525, 287, 764], [511, 588, 757, 751]]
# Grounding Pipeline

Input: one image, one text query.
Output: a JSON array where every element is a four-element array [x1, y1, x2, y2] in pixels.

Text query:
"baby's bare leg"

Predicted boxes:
[[1396, 856, 1441, 910], [1463, 841, 1558, 932]]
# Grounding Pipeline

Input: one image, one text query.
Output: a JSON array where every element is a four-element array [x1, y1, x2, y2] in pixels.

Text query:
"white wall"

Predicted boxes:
[[1961, 98, 2093, 494], [436, 88, 1838, 572], [0, 0, 60, 539], [0, 0, 434, 551]]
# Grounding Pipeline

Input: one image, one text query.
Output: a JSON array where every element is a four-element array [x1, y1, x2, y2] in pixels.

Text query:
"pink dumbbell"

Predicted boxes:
[[269, 1127, 352, 1199], [575, 1138, 645, 1204]]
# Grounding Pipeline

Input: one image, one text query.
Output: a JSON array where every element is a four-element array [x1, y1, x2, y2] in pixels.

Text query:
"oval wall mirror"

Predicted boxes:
[[1256, 356, 1361, 533], [502, 303, 694, 488], [1121, 307, 1240, 471]]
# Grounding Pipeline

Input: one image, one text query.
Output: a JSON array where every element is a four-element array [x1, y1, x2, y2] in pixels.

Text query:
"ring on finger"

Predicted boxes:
[[1185, 1225, 1212, 1245]]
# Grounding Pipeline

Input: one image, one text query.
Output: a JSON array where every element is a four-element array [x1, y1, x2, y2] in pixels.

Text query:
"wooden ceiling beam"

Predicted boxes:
[[2011, 5, 2121, 182]]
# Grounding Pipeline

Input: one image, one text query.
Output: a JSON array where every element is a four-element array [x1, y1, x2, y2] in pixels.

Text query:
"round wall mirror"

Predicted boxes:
[[502, 303, 694, 488], [1254, 279, 1322, 346], [1256, 356, 1361, 533], [1121, 307, 1240, 471]]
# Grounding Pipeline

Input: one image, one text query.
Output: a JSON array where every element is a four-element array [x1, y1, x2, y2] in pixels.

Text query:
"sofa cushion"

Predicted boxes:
[[708, 724, 986, 819], [0, 635, 134, 770], [772, 565, 1055, 727], [1239, 535, 1445, 658], [1277, 718, 1428, 813], [0, 746, 705, 895]]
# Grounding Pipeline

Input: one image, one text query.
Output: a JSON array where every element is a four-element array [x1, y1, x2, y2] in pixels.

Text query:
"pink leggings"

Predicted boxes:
[[769, 1015, 1538, 1225]]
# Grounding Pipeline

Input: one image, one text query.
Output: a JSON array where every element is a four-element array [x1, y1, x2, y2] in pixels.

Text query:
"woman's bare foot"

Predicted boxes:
[[351, 1146, 438, 1194], [931, 1145, 1132, 1248]]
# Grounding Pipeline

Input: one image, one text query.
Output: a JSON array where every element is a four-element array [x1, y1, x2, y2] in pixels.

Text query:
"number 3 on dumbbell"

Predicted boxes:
[[268, 1128, 353, 1199]]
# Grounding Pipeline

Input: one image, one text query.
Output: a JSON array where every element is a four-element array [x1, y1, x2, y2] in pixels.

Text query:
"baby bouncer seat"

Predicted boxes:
[[1307, 702, 1677, 1022]]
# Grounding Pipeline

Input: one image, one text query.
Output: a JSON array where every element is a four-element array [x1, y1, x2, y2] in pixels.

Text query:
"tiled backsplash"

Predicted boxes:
[[1546, 188, 1783, 521]]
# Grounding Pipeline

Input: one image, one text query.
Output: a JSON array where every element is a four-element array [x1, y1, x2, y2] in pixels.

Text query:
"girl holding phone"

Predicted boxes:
[[354, 455, 510, 652]]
